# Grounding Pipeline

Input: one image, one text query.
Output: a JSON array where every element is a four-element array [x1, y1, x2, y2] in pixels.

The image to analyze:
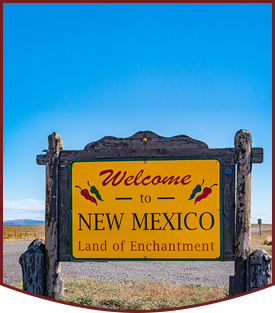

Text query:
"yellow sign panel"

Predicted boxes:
[[70, 158, 222, 260]]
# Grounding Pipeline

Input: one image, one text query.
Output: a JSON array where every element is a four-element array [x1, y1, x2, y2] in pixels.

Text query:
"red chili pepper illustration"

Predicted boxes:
[[194, 184, 217, 204], [75, 186, 97, 205]]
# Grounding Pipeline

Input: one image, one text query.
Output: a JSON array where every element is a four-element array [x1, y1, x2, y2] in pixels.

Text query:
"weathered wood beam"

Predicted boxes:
[[37, 147, 263, 166], [45, 132, 63, 298], [235, 129, 252, 259], [222, 164, 236, 261], [84, 131, 209, 150], [231, 129, 252, 295]]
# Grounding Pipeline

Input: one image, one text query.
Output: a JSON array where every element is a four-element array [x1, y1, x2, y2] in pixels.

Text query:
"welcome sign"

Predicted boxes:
[[70, 158, 222, 260]]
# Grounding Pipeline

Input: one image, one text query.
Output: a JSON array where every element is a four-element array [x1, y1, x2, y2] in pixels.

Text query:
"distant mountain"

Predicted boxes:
[[3, 219, 45, 225]]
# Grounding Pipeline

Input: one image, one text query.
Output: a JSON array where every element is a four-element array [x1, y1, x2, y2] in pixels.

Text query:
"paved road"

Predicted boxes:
[[3, 240, 33, 255], [3, 227, 271, 286], [251, 227, 272, 233]]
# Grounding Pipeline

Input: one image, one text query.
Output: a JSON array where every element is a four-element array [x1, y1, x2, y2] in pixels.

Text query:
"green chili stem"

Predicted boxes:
[[210, 184, 218, 189]]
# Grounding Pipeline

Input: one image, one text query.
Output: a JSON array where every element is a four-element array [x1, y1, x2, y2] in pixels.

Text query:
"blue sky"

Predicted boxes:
[[3, 3, 272, 223]]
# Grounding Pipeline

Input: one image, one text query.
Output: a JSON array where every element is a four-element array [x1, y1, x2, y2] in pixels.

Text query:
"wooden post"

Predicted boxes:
[[19, 238, 45, 295], [230, 129, 252, 295], [45, 132, 63, 298]]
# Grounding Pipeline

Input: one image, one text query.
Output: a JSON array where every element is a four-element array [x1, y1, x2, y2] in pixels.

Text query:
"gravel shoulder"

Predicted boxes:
[[61, 260, 234, 286]]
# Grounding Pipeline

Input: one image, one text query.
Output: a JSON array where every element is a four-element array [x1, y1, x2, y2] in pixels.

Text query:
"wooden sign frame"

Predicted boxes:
[[37, 130, 264, 297]]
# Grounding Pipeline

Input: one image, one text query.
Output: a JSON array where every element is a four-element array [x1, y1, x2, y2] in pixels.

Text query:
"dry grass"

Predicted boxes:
[[58, 277, 228, 310], [251, 229, 272, 253], [11, 278, 228, 309], [3, 224, 45, 241], [251, 224, 272, 229]]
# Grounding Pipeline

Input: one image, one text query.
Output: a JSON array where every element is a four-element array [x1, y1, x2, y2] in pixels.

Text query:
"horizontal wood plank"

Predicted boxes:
[[250, 147, 264, 163], [37, 147, 263, 166]]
